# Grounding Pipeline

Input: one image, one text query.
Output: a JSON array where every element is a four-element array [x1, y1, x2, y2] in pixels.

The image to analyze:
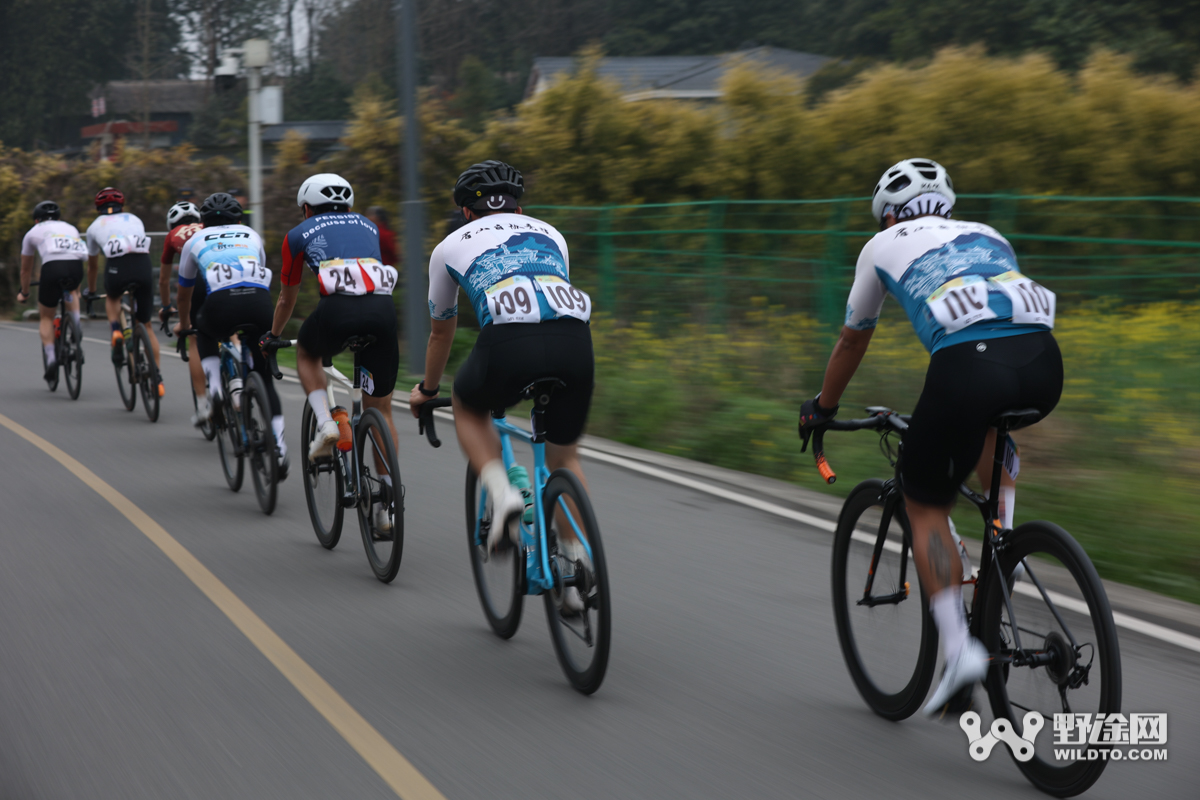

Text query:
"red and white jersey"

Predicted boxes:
[[21, 220, 87, 262], [161, 222, 202, 265]]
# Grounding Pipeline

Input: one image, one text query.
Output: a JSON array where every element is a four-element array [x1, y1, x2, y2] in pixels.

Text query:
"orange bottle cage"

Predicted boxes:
[[332, 407, 353, 452]]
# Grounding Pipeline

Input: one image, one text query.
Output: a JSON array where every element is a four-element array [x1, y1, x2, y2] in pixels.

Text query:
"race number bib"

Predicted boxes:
[[103, 234, 151, 258], [534, 275, 592, 322], [43, 234, 87, 260], [925, 275, 997, 334], [989, 271, 1056, 328], [485, 275, 542, 324], [205, 257, 272, 291], [317, 258, 398, 296]]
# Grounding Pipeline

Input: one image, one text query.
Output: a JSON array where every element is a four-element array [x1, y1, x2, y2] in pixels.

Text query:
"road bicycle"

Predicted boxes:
[[419, 380, 611, 695], [266, 336, 404, 583], [182, 325, 281, 514], [809, 406, 1120, 797], [88, 286, 161, 422], [29, 279, 84, 399], [162, 311, 216, 441]]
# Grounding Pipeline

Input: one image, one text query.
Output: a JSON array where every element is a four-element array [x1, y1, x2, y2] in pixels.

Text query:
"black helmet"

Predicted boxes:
[[453, 160, 524, 210], [199, 192, 243, 225], [33, 200, 61, 221]]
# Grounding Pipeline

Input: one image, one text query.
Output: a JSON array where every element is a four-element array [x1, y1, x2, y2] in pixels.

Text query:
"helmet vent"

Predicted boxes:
[[885, 176, 911, 193]]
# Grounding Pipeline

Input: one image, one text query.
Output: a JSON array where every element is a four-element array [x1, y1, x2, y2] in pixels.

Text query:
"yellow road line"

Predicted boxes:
[[0, 412, 447, 800]]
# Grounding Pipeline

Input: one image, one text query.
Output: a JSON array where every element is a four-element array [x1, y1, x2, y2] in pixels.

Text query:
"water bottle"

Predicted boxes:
[[229, 376, 243, 410], [507, 465, 534, 524]]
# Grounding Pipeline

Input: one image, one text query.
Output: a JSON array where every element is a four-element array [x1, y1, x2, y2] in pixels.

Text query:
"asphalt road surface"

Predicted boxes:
[[0, 321, 1195, 799]]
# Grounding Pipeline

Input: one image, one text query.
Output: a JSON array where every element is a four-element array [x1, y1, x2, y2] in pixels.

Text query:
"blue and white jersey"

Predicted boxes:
[[177, 224, 270, 294], [428, 213, 591, 326], [845, 218, 1055, 353]]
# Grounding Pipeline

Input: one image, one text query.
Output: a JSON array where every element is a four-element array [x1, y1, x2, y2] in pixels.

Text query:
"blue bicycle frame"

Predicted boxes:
[[219, 339, 251, 451], [473, 414, 594, 595]]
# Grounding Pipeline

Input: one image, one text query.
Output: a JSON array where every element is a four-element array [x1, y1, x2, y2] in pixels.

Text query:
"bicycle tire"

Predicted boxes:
[[355, 408, 403, 583], [192, 384, 217, 440], [465, 465, 525, 639], [114, 333, 136, 411], [831, 479, 939, 720], [243, 372, 279, 515], [301, 401, 344, 549], [980, 521, 1122, 798], [62, 314, 82, 400], [133, 324, 159, 422], [42, 342, 58, 392], [542, 469, 611, 695], [216, 391, 244, 492]]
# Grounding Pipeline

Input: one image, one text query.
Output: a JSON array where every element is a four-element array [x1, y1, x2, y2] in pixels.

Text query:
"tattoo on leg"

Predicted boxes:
[[928, 529, 953, 588]]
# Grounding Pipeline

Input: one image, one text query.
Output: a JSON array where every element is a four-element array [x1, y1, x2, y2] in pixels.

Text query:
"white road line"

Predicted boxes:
[[11, 323, 1200, 654]]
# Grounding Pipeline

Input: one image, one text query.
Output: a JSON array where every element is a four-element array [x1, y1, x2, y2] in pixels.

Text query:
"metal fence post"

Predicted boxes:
[[597, 206, 616, 316], [989, 194, 1017, 233], [705, 199, 727, 322]]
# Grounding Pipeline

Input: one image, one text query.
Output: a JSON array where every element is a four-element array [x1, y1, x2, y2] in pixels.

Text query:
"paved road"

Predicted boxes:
[[0, 321, 1195, 799]]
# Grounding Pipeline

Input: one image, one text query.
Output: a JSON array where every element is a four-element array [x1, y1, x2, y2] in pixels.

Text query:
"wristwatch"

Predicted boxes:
[[418, 380, 439, 397]]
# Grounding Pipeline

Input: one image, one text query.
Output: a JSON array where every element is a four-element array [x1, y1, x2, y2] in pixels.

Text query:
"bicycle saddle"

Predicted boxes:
[[992, 407, 1043, 431], [233, 322, 263, 339], [341, 334, 377, 352], [520, 377, 567, 407]]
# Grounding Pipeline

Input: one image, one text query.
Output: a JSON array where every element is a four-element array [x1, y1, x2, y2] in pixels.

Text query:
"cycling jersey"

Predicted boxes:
[[427, 213, 590, 327], [846, 218, 1055, 353], [178, 225, 270, 294], [86, 212, 151, 259], [21, 220, 88, 263], [161, 222, 202, 265], [280, 212, 396, 296]]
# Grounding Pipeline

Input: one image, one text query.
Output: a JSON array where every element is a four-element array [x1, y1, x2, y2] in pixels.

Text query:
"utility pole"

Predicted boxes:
[[243, 39, 271, 237], [397, 0, 427, 373]]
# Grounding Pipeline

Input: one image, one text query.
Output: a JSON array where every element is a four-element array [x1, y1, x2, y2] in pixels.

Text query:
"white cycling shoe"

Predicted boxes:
[[486, 485, 525, 552], [191, 401, 212, 428], [923, 637, 989, 717], [373, 504, 393, 533], [558, 539, 591, 616], [308, 419, 340, 462]]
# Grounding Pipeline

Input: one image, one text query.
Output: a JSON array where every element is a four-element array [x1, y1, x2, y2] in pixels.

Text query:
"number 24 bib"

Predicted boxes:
[[317, 258, 398, 296]]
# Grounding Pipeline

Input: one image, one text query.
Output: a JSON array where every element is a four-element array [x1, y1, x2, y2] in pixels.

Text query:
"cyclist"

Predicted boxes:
[[174, 193, 288, 476], [158, 200, 209, 425], [407, 161, 595, 594], [797, 158, 1062, 716], [260, 174, 398, 520], [18, 201, 87, 383], [85, 186, 164, 396]]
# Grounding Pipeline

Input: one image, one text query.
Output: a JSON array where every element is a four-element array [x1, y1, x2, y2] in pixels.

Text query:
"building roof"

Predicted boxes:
[[526, 47, 832, 101], [261, 121, 347, 143], [91, 80, 209, 115]]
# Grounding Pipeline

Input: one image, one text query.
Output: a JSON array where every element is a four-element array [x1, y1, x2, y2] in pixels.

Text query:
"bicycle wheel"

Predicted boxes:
[[215, 393, 244, 492], [42, 343, 58, 392], [243, 373, 279, 515], [355, 408, 403, 583], [301, 401, 344, 549], [465, 465, 525, 639], [980, 521, 1122, 797], [542, 469, 611, 695], [62, 315, 82, 400], [192, 384, 217, 440], [114, 334, 136, 411], [831, 479, 939, 720], [133, 324, 159, 422]]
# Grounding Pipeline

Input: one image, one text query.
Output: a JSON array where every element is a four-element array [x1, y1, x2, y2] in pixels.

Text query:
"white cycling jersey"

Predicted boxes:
[[428, 213, 592, 326], [86, 212, 151, 259], [178, 224, 270, 293], [845, 217, 1055, 353], [21, 220, 87, 262]]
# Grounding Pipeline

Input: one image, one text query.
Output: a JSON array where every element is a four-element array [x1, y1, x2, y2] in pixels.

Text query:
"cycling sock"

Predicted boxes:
[[308, 390, 332, 428], [110, 321, 121, 333], [71, 310, 80, 325], [201, 356, 223, 399], [480, 460, 510, 508], [984, 486, 1016, 529], [931, 587, 968, 661], [272, 415, 287, 458], [43, 343, 56, 365]]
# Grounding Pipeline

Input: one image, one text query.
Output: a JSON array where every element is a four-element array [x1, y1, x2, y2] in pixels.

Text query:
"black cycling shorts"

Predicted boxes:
[[297, 293, 399, 398], [454, 318, 594, 445], [193, 287, 281, 416], [37, 260, 83, 308], [104, 253, 153, 323], [902, 330, 1063, 506]]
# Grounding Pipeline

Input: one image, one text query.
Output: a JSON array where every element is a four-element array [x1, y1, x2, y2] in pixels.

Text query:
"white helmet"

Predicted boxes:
[[297, 173, 354, 210], [166, 201, 200, 228], [871, 158, 955, 223]]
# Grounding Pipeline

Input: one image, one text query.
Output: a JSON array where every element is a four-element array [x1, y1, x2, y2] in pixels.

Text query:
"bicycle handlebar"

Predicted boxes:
[[808, 409, 911, 485], [418, 398, 454, 448], [174, 328, 199, 361], [259, 337, 294, 380]]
